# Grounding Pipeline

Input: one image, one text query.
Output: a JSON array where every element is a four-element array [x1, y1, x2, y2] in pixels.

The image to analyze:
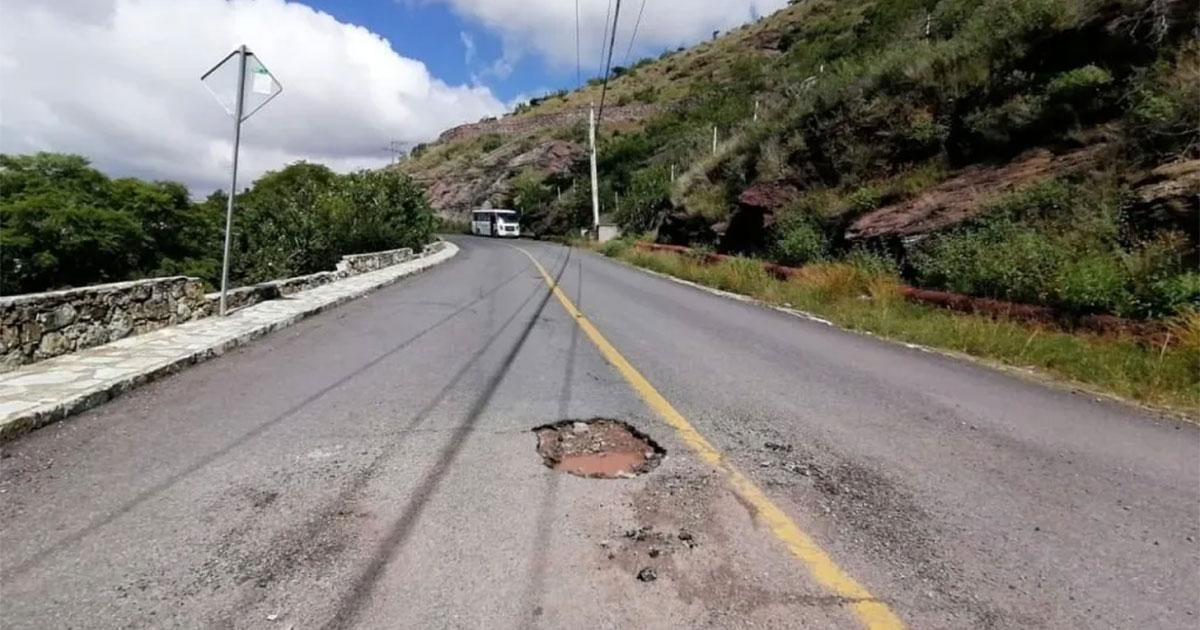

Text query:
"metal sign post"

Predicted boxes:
[[201, 45, 282, 316]]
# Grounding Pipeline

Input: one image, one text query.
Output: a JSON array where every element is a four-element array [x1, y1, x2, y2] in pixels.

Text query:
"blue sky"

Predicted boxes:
[[306, 0, 571, 103], [1, 0, 786, 191]]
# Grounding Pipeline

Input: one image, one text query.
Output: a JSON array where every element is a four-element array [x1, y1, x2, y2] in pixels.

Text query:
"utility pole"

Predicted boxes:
[[712, 125, 718, 155], [382, 140, 404, 165], [615, 190, 619, 215], [670, 163, 675, 182], [588, 104, 601, 233], [754, 99, 759, 123]]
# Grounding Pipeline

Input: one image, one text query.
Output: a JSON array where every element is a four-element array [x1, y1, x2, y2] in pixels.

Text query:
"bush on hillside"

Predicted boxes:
[[909, 180, 1198, 317], [771, 211, 829, 267], [615, 166, 671, 233]]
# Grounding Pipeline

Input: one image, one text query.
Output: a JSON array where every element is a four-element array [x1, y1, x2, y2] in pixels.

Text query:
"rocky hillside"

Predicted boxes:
[[398, 104, 657, 216], [395, 4, 811, 224], [400, 0, 1198, 319]]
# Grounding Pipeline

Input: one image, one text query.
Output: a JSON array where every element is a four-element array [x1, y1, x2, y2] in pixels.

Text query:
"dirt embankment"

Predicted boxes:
[[436, 103, 663, 144]]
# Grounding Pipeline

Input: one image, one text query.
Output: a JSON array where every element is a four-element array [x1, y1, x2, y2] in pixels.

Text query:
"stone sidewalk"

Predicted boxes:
[[0, 242, 459, 441]]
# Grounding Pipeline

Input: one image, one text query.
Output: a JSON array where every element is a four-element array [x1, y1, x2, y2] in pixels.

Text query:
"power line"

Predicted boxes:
[[597, 0, 613, 76], [596, 0, 623, 125], [621, 0, 649, 68]]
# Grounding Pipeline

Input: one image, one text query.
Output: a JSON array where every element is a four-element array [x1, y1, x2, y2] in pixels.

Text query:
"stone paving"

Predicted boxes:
[[0, 242, 459, 441]]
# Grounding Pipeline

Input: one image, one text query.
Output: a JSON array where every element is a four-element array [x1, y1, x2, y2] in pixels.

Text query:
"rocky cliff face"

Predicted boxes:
[[407, 139, 582, 218], [401, 104, 662, 218]]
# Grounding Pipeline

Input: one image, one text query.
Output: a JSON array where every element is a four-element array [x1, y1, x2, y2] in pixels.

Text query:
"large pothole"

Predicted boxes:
[[534, 419, 665, 479]]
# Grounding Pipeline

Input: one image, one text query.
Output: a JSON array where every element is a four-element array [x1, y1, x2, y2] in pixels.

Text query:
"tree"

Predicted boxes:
[[234, 162, 342, 282], [616, 166, 671, 233], [1, 154, 147, 293], [1, 154, 438, 294]]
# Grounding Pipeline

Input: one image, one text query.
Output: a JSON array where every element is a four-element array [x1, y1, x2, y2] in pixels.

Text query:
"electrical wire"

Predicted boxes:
[[597, 0, 613, 77], [595, 0, 623, 124], [621, 0, 648, 68]]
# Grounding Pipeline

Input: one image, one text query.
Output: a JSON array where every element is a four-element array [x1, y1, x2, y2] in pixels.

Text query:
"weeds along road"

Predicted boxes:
[[1, 236, 1197, 630]]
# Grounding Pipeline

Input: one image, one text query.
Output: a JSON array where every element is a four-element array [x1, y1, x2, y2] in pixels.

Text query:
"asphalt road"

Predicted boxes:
[[1, 236, 1197, 630]]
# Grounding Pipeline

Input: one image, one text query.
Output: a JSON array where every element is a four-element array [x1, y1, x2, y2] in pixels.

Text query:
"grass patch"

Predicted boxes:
[[604, 247, 1200, 414]]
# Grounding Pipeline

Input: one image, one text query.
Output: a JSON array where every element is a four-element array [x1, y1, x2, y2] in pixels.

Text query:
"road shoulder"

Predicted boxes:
[[0, 242, 460, 442]]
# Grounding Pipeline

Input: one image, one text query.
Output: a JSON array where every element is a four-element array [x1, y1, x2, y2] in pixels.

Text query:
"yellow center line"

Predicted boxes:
[[514, 245, 906, 630]]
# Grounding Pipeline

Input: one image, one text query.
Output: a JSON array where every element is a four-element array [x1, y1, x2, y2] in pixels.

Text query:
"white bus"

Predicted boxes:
[[471, 209, 520, 237]]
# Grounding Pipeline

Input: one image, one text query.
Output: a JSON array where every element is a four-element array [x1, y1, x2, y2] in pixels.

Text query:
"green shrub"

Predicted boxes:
[[1124, 234, 1200, 317], [616, 166, 670, 233], [479, 134, 504, 153], [552, 121, 588, 143], [599, 238, 633, 257], [908, 179, 1198, 318], [984, 178, 1075, 222], [1044, 65, 1113, 104], [772, 215, 829, 267], [1139, 273, 1200, 317], [911, 221, 1063, 304], [633, 86, 659, 104], [904, 117, 950, 153], [963, 94, 1046, 150], [1054, 255, 1131, 314], [847, 186, 884, 213], [844, 247, 899, 276], [1121, 44, 1199, 160]]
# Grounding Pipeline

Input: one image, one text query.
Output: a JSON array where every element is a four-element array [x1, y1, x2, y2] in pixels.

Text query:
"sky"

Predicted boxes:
[[0, 0, 787, 193]]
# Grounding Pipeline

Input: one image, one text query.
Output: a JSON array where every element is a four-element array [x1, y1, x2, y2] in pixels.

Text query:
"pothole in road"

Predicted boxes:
[[534, 419, 665, 479]]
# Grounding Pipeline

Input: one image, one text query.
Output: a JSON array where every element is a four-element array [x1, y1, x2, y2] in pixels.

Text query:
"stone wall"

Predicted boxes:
[[336, 247, 415, 275], [215, 245, 432, 311], [1, 243, 445, 373], [212, 271, 340, 314], [1, 277, 210, 372]]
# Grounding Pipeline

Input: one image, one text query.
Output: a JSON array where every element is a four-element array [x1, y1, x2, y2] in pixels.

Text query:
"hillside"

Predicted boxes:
[[399, 0, 1199, 319]]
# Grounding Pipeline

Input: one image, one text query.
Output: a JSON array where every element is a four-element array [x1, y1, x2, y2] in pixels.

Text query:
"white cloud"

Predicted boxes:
[[433, 0, 788, 74], [460, 30, 476, 66], [0, 0, 506, 193]]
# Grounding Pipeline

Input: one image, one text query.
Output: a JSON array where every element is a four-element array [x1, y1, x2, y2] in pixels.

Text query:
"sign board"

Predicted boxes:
[[200, 46, 283, 316], [201, 49, 282, 122]]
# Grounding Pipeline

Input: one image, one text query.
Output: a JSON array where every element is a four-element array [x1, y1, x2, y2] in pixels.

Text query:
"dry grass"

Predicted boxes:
[[1166, 307, 1200, 353], [601, 244, 1200, 414]]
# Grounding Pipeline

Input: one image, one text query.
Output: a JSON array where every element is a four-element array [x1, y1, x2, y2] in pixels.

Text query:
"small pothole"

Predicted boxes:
[[533, 419, 665, 478]]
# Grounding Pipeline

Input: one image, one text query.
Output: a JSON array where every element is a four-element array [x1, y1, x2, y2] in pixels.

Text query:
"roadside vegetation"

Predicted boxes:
[[0, 153, 436, 294], [413, 0, 1197, 325], [597, 239, 1200, 413], [435, 216, 472, 235]]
